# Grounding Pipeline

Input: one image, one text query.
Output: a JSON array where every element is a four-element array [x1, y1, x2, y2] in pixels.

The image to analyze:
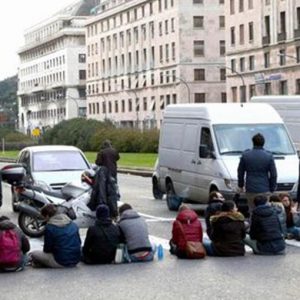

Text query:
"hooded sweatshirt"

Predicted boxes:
[[118, 209, 152, 254], [44, 214, 81, 266]]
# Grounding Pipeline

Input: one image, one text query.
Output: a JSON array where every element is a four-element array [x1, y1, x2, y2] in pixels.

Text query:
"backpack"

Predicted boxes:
[[0, 229, 21, 268]]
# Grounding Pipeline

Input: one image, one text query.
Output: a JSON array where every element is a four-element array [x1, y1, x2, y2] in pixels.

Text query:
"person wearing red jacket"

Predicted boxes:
[[169, 204, 203, 258]]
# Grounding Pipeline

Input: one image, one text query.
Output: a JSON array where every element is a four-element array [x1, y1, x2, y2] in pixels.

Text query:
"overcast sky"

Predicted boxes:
[[0, 0, 76, 81]]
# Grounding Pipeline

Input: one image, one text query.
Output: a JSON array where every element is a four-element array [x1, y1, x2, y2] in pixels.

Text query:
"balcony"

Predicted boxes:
[[277, 32, 286, 42], [262, 35, 270, 46], [294, 28, 300, 40]]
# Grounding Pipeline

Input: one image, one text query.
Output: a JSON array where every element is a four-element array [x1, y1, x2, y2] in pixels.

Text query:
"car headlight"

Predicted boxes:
[[224, 179, 238, 191]]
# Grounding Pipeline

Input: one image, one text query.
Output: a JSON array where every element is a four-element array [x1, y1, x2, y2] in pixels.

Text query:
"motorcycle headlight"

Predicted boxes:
[[224, 179, 238, 191]]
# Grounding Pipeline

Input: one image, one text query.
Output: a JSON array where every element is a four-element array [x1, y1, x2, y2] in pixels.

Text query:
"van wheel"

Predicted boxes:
[[152, 178, 164, 200], [166, 182, 181, 211]]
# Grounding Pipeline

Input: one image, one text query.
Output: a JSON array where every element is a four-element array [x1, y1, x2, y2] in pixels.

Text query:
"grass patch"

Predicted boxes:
[[0, 151, 157, 169]]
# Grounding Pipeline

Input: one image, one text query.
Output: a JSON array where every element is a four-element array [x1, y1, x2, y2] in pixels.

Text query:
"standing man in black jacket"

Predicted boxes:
[[237, 133, 277, 212]]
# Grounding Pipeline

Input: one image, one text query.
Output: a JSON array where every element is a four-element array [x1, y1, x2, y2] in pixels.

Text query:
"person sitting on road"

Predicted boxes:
[[280, 193, 300, 240], [203, 200, 246, 256], [205, 191, 225, 239], [82, 204, 121, 264], [170, 204, 203, 259], [118, 203, 155, 263], [269, 194, 287, 238], [30, 204, 81, 268], [0, 216, 30, 272], [245, 195, 285, 255]]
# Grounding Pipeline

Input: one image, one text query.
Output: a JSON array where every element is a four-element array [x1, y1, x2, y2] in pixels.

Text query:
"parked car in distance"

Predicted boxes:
[[11, 145, 92, 211]]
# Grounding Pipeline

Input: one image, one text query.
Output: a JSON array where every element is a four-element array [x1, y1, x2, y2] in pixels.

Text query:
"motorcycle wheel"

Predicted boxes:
[[18, 212, 46, 238]]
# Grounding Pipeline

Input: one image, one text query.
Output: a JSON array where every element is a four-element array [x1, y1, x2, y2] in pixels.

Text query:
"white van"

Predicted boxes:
[[251, 95, 300, 150], [152, 103, 299, 210]]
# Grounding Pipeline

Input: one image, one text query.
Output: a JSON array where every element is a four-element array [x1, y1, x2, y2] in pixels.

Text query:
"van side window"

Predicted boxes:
[[200, 127, 214, 158]]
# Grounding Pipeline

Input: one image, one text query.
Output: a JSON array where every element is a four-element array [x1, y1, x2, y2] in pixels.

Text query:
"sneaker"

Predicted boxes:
[[286, 233, 294, 240]]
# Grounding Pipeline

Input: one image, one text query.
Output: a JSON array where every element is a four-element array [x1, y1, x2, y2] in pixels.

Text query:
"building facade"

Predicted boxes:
[[225, 0, 300, 103], [18, 0, 99, 134], [86, 0, 226, 129]]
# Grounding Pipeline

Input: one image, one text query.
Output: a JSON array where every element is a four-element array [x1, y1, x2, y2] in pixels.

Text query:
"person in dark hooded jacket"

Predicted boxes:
[[170, 204, 203, 258], [204, 200, 246, 256], [205, 191, 225, 239], [82, 204, 121, 264], [246, 195, 285, 255], [0, 216, 30, 272]]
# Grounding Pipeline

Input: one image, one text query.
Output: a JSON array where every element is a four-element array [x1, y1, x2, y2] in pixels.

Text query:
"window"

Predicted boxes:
[[279, 49, 286, 66], [296, 79, 300, 94], [248, 0, 253, 9], [219, 16, 225, 28], [160, 45, 163, 62], [230, 0, 235, 14], [165, 44, 169, 61], [78, 54, 86, 63], [280, 11, 286, 34], [249, 55, 255, 70], [239, 0, 244, 12], [195, 93, 205, 103], [143, 97, 147, 111], [231, 27, 235, 45], [171, 18, 175, 32], [220, 0, 225, 4], [264, 52, 270, 68], [194, 16, 204, 28], [239, 24, 244, 44], [249, 84, 256, 98], [165, 20, 169, 34], [240, 57, 245, 72], [296, 46, 300, 63], [231, 87, 237, 102], [221, 92, 227, 103], [264, 82, 271, 95], [194, 69, 205, 81], [172, 42, 176, 60], [279, 80, 288, 94], [231, 59, 236, 72], [193, 0, 203, 3], [194, 40, 204, 56], [249, 22, 254, 42], [159, 22, 162, 36], [220, 40, 225, 56], [297, 7, 300, 29], [220, 68, 226, 81]]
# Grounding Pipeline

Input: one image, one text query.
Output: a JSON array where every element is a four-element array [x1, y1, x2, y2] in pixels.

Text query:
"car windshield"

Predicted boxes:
[[32, 150, 89, 172], [213, 124, 295, 155]]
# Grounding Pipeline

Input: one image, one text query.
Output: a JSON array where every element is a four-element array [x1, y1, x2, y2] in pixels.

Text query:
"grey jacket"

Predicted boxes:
[[238, 146, 277, 193], [118, 209, 152, 254]]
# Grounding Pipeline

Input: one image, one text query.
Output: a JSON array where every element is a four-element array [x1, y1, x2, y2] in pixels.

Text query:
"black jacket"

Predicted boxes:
[[82, 219, 121, 264], [95, 147, 120, 179], [250, 204, 285, 254], [88, 166, 119, 217], [210, 211, 246, 256], [205, 200, 223, 239]]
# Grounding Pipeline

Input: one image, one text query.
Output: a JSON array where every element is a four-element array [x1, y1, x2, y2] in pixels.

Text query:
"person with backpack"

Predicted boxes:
[[82, 204, 121, 264], [30, 204, 81, 268], [170, 204, 204, 259], [245, 195, 285, 255], [0, 216, 30, 272], [204, 200, 246, 256]]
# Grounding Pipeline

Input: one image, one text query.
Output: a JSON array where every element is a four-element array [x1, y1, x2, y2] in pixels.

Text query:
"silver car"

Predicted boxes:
[[11, 145, 92, 211]]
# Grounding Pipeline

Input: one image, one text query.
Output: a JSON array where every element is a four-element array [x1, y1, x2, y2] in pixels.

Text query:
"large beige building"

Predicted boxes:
[[225, 0, 300, 102], [18, 0, 99, 134], [86, 0, 226, 129]]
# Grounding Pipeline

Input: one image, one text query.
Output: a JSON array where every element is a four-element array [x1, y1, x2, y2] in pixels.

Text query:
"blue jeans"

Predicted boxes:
[[203, 239, 215, 256], [287, 226, 300, 239], [124, 244, 156, 263]]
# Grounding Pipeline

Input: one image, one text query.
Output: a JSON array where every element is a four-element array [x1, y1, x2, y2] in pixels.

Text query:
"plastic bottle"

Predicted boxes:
[[157, 244, 164, 261]]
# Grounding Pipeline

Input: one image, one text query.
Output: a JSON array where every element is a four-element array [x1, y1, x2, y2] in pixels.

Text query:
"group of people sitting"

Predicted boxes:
[[0, 202, 155, 272], [170, 191, 300, 259], [1, 191, 299, 272]]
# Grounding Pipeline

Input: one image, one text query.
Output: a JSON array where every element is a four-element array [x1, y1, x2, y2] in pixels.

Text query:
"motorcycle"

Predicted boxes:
[[1, 164, 97, 238]]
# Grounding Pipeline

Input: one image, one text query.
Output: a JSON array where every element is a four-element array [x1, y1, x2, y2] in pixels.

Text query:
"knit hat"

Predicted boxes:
[[96, 204, 110, 220]]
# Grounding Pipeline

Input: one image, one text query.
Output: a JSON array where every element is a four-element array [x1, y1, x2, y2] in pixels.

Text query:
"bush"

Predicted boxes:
[[0, 128, 36, 150]]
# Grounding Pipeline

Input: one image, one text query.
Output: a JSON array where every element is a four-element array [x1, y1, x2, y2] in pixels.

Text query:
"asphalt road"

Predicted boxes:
[[0, 169, 300, 300]]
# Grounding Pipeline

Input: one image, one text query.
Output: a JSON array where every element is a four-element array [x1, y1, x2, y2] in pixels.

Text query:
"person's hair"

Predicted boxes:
[[119, 203, 132, 215], [269, 194, 281, 203], [101, 139, 112, 149], [178, 204, 190, 212], [279, 193, 291, 201], [254, 195, 268, 207], [208, 191, 224, 203], [221, 200, 235, 212], [41, 204, 57, 218], [0, 216, 9, 222], [252, 133, 265, 147]]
